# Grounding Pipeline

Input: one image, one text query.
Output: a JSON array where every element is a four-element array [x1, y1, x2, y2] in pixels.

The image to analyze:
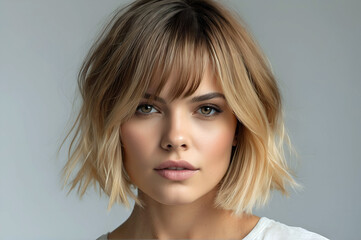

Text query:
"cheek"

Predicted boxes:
[[120, 121, 158, 167], [203, 128, 234, 165], [195, 118, 237, 160], [193, 119, 237, 182]]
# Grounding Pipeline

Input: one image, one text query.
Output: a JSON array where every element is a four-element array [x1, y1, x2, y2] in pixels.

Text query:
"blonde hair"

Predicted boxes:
[[61, 0, 298, 214]]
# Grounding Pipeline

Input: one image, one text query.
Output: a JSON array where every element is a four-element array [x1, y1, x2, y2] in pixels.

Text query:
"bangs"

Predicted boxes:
[[131, 4, 212, 102], [150, 35, 210, 101]]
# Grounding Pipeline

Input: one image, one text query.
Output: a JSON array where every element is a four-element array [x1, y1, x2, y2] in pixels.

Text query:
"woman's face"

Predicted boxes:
[[120, 67, 238, 206]]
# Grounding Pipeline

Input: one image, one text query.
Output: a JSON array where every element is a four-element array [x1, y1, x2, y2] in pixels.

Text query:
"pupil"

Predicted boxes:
[[142, 105, 151, 112], [202, 107, 211, 114]]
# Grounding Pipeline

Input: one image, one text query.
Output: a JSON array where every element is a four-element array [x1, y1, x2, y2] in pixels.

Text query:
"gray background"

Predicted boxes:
[[1, 0, 360, 239]]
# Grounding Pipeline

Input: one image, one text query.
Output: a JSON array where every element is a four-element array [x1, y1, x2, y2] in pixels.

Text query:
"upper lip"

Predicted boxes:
[[154, 160, 198, 170]]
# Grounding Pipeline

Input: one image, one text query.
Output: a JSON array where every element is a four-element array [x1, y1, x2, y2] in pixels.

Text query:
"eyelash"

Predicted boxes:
[[196, 105, 222, 117], [135, 104, 159, 115], [135, 103, 222, 117]]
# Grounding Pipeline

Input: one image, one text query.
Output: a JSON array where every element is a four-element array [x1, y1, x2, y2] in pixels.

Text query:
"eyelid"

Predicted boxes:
[[196, 104, 223, 117], [135, 102, 223, 117], [136, 103, 160, 115]]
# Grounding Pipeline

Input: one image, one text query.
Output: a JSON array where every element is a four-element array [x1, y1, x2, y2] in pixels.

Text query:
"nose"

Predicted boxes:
[[160, 111, 190, 152]]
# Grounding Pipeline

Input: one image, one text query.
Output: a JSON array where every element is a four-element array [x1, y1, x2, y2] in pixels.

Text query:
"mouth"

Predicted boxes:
[[154, 160, 199, 171], [154, 160, 199, 181], [158, 167, 191, 170]]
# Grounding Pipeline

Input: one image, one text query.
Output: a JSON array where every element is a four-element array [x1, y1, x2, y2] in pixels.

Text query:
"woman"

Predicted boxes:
[[62, 0, 328, 239]]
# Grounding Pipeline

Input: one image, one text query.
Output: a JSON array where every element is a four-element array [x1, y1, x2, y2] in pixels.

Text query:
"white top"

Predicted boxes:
[[96, 217, 329, 240], [242, 217, 328, 240]]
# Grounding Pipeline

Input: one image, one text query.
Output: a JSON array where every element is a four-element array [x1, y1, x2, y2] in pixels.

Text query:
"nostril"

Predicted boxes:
[[161, 142, 188, 151]]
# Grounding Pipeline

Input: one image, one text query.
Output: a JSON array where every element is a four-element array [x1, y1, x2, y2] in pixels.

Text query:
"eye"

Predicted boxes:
[[197, 105, 221, 116], [136, 104, 158, 114]]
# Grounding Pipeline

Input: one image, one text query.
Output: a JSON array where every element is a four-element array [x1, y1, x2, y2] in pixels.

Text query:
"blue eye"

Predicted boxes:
[[136, 104, 158, 114], [197, 106, 221, 116]]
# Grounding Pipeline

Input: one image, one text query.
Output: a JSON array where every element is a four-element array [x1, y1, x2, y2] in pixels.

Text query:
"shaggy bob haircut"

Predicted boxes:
[[62, 0, 297, 215]]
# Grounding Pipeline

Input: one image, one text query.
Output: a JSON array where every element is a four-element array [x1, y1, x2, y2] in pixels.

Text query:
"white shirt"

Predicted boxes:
[[96, 217, 329, 240], [242, 217, 328, 240]]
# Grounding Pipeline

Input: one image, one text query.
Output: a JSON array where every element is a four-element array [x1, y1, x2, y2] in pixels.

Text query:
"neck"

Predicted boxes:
[[115, 189, 259, 239]]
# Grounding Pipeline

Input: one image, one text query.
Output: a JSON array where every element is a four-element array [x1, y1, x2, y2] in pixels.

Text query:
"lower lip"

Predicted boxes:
[[155, 169, 198, 181]]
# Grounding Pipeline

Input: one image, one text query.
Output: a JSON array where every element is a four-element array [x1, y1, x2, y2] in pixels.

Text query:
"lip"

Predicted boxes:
[[154, 160, 199, 181], [154, 160, 198, 171]]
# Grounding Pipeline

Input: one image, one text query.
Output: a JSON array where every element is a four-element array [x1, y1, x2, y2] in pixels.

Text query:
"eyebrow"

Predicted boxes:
[[143, 92, 225, 104]]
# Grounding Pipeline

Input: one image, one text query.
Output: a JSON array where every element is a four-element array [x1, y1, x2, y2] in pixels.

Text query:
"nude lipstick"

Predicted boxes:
[[154, 160, 199, 181]]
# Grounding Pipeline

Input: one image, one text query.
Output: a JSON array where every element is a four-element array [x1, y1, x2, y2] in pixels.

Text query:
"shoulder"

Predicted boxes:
[[243, 217, 329, 240], [96, 233, 109, 240]]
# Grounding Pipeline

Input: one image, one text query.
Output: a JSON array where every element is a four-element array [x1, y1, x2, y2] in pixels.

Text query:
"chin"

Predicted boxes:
[[141, 184, 215, 206], [154, 194, 200, 206], [166, 191, 200, 204]]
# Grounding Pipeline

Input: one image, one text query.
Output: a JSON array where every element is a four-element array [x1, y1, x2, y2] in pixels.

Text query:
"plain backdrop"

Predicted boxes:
[[1, 0, 360, 239]]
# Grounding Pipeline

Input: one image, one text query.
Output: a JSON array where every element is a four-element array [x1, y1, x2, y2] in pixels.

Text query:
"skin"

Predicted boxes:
[[110, 66, 259, 239]]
